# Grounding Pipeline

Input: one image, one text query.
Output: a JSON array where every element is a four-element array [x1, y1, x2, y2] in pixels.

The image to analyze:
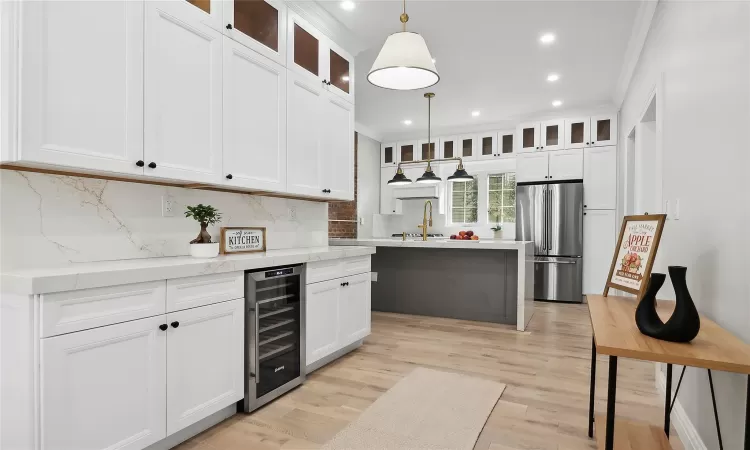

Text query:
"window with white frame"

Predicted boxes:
[[488, 173, 516, 224], [450, 177, 478, 224]]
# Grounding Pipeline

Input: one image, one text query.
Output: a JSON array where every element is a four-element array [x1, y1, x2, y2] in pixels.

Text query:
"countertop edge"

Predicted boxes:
[[1, 246, 376, 295], [329, 238, 533, 250]]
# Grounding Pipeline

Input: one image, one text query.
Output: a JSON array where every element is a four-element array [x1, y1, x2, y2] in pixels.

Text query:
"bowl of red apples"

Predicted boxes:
[[449, 230, 479, 241]]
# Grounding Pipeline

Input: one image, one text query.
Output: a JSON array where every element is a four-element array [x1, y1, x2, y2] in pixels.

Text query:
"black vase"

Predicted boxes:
[[634, 266, 701, 343]]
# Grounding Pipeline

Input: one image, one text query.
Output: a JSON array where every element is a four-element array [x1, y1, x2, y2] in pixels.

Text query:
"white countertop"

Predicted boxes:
[[1, 246, 376, 295], [330, 238, 533, 251]]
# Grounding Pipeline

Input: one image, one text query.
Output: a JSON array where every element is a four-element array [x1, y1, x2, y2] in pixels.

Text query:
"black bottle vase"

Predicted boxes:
[[635, 266, 701, 343]]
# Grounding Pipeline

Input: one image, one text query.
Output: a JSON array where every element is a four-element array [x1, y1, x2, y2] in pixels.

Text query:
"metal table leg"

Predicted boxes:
[[665, 364, 672, 437], [589, 337, 596, 438], [605, 356, 618, 450]]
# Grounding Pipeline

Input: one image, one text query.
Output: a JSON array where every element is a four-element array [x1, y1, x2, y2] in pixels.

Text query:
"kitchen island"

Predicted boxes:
[[330, 239, 534, 331]]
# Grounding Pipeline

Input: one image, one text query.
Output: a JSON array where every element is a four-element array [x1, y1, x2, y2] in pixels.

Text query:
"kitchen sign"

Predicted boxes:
[[220, 227, 266, 254], [604, 214, 666, 298]]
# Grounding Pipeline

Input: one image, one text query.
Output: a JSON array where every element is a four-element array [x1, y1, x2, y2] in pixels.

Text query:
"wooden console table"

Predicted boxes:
[[587, 295, 750, 450]]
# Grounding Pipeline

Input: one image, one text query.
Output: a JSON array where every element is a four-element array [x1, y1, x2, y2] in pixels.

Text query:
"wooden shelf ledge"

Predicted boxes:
[[594, 414, 671, 450]]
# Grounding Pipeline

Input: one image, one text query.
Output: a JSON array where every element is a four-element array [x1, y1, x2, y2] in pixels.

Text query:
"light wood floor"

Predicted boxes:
[[176, 303, 684, 450]]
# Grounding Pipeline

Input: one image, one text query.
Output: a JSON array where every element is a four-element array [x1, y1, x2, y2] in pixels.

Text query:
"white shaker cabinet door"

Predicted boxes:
[[583, 209, 616, 295], [515, 152, 549, 183], [19, 0, 145, 174], [338, 273, 371, 346], [41, 315, 167, 450], [583, 146, 617, 210], [144, 1, 223, 184], [166, 299, 244, 435], [287, 71, 325, 197], [548, 149, 583, 181], [306, 279, 340, 365], [321, 93, 354, 201], [223, 38, 287, 192]]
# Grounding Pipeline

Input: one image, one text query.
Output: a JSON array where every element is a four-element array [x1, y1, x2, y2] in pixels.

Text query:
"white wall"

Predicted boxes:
[[618, 2, 750, 447], [356, 133, 381, 239]]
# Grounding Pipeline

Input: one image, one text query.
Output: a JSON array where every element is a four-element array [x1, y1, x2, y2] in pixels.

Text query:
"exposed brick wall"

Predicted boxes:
[[328, 133, 358, 238]]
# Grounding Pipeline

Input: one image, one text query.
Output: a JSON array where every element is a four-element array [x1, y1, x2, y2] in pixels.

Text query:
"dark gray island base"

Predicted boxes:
[[371, 246, 519, 325]]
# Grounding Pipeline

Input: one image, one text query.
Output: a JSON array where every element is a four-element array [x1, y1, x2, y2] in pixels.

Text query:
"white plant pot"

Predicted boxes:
[[493, 230, 504, 240], [190, 242, 219, 258]]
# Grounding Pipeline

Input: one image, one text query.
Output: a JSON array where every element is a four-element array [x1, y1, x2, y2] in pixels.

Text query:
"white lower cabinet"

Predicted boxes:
[[41, 315, 167, 450], [338, 272, 371, 344], [306, 279, 341, 364], [166, 298, 244, 435], [583, 209, 617, 295]]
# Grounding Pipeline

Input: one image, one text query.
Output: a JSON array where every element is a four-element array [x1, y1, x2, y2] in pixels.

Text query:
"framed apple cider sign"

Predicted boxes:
[[604, 214, 667, 298]]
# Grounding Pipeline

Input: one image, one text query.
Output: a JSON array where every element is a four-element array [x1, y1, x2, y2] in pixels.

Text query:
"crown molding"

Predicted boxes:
[[285, 1, 368, 56], [612, 0, 659, 108]]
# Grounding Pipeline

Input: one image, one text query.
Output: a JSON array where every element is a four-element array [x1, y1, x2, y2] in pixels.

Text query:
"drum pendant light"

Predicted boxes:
[[367, 0, 439, 90], [417, 93, 441, 184]]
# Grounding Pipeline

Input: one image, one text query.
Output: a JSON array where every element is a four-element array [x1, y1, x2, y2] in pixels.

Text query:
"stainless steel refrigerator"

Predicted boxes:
[[516, 181, 583, 303]]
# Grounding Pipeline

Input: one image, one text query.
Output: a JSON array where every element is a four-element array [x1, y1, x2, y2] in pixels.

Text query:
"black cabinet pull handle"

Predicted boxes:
[[584, 205, 587, 208], [226, 174, 233, 180], [584, 212, 587, 215], [226, 24, 233, 29], [341, 282, 345, 287], [171, 321, 179, 328], [159, 324, 168, 331], [148, 162, 156, 169], [136, 160, 145, 167]]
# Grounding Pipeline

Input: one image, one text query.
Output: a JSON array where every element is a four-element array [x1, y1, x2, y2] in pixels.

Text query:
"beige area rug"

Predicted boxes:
[[321, 367, 506, 450]]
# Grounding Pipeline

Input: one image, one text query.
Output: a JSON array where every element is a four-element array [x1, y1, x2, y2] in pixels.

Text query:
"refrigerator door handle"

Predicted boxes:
[[546, 188, 551, 251], [535, 260, 577, 265], [541, 188, 546, 251]]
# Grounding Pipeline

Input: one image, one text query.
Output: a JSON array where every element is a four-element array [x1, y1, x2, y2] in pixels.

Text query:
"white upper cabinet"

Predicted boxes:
[[287, 13, 325, 85], [183, 0, 225, 31], [417, 139, 439, 161], [541, 119, 565, 151], [548, 149, 583, 181], [591, 114, 618, 146], [41, 315, 167, 450], [19, 1, 145, 174], [440, 136, 459, 160], [564, 117, 591, 149], [144, 1, 223, 184], [458, 135, 477, 160], [517, 122, 541, 152], [166, 299, 244, 435], [583, 146, 617, 210], [222, 0, 286, 66], [398, 141, 420, 164], [516, 152, 549, 183], [321, 93, 355, 200], [223, 37, 286, 192], [498, 130, 515, 157], [287, 71, 324, 197], [476, 132, 498, 160], [381, 142, 398, 167], [325, 40, 355, 103]]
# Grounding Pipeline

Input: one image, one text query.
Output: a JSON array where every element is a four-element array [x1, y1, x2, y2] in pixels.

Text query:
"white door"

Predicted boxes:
[[306, 279, 340, 365], [19, 1, 145, 174], [41, 315, 167, 450], [223, 0, 286, 66], [516, 152, 549, 183], [324, 39, 355, 104], [223, 38, 286, 192], [548, 149, 583, 181], [564, 117, 591, 149], [398, 140, 420, 164], [381, 142, 398, 167], [321, 93, 354, 200], [475, 132, 498, 160], [144, 1, 223, 184], [591, 114, 618, 147], [287, 71, 324, 197], [458, 135, 477, 160], [166, 299, 244, 435], [516, 123, 540, 152], [338, 273, 371, 346], [497, 130, 515, 157], [583, 209, 616, 294], [583, 146, 617, 210], [287, 12, 324, 85], [541, 119, 565, 151], [380, 167, 402, 215]]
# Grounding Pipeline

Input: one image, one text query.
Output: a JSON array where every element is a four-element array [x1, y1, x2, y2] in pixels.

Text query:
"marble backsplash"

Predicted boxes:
[[0, 170, 328, 270]]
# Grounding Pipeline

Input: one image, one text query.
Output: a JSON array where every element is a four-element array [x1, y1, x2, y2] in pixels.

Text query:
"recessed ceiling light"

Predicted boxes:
[[540, 33, 556, 44], [340, 0, 355, 11], [552, 100, 563, 107], [471, 110, 481, 117], [402, 119, 413, 125], [547, 73, 560, 82], [341, 75, 350, 81]]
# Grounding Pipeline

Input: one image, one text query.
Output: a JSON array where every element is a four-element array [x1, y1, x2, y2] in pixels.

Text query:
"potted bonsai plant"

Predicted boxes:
[[185, 204, 222, 258], [491, 223, 503, 240]]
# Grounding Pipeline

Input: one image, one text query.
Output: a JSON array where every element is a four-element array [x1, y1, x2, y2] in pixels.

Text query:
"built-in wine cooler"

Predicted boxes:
[[242, 265, 305, 413]]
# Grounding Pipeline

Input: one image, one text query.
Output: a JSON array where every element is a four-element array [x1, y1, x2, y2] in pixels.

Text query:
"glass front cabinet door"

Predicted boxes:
[[399, 141, 419, 163], [498, 130, 514, 156], [223, 0, 286, 65], [326, 41, 354, 103], [287, 13, 324, 84], [440, 136, 458, 160], [418, 140, 438, 161], [517, 123, 540, 152], [541, 119, 565, 151], [458, 135, 476, 160], [381, 142, 397, 167], [476, 132, 497, 160], [564, 117, 591, 149], [590, 114, 618, 146]]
